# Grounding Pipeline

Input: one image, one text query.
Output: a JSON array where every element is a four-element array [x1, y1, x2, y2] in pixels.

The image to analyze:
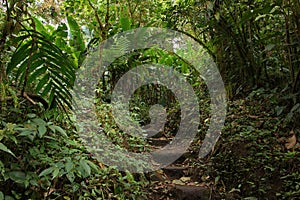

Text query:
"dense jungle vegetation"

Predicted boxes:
[[0, 0, 300, 199]]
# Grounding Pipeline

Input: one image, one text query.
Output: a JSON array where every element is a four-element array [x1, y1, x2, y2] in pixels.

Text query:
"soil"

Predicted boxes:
[[146, 137, 215, 200]]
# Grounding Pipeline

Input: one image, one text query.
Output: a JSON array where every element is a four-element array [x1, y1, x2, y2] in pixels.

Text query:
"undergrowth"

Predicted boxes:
[[0, 99, 148, 199], [192, 88, 300, 199]]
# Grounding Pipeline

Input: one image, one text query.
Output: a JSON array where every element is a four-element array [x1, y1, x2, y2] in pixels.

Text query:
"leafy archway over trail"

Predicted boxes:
[[0, 0, 300, 199]]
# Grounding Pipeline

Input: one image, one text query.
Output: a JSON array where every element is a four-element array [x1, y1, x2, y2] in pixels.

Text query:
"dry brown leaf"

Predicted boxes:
[[278, 137, 285, 143], [285, 131, 297, 149], [187, 182, 197, 186], [44, 187, 56, 197], [180, 176, 191, 183], [98, 162, 105, 169], [248, 115, 259, 119]]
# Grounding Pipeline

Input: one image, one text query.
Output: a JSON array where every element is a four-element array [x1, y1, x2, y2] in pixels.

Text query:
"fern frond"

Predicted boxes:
[[7, 30, 76, 112]]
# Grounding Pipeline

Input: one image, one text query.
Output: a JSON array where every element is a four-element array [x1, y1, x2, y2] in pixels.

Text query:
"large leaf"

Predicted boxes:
[[67, 16, 85, 52], [35, 73, 50, 93], [120, 17, 132, 31], [39, 167, 55, 177], [33, 17, 48, 37], [7, 30, 76, 111], [8, 171, 26, 184], [25, 60, 46, 84], [67, 16, 85, 66], [79, 159, 91, 177], [48, 125, 68, 137], [7, 41, 33, 74], [0, 143, 16, 158]]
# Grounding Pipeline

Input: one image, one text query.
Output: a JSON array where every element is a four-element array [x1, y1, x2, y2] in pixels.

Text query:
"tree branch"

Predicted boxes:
[[105, 0, 110, 30], [87, 0, 106, 40]]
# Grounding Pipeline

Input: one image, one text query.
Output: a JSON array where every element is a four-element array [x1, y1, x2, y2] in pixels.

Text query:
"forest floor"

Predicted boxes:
[[145, 91, 300, 200], [1, 86, 299, 199]]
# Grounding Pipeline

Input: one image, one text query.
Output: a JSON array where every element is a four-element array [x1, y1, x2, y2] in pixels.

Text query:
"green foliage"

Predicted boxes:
[[164, 0, 300, 100], [0, 102, 147, 199], [1, 0, 300, 199], [67, 16, 86, 66], [7, 29, 76, 110], [0, 142, 16, 158], [195, 90, 300, 199]]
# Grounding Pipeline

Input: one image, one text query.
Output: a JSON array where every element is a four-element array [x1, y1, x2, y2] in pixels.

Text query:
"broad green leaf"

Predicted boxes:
[[38, 125, 47, 138], [5, 195, 14, 200], [67, 16, 81, 36], [71, 52, 79, 66], [66, 171, 75, 183], [291, 103, 300, 112], [0, 143, 16, 158], [120, 17, 131, 31], [264, 44, 275, 52], [32, 118, 46, 126], [79, 159, 91, 176], [39, 167, 54, 177], [26, 113, 36, 118], [52, 168, 60, 179], [65, 160, 74, 172], [45, 24, 54, 32], [55, 37, 67, 49], [49, 125, 68, 137], [33, 17, 48, 37], [53, 23, 68, 38], [86, 160, 99, 171], [275, 106, 285, 116], [67, 16, 85, 52], [18, 130, 35, 141], [8, 171, 26, 183], [6, 123, 15, 132]]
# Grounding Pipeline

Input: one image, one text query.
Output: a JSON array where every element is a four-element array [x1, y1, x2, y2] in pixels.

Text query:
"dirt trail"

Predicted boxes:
[[147, 137, 215, 200]]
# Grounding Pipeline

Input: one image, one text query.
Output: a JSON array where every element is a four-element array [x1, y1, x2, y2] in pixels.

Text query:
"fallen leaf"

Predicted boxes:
[[248, 115, 259, 119], [172, 179, 185, 185], [187, 182, 197, 186], [285, 131, 297, 149], [180, 176, 191, 183], [98, 162, 105, 169], [278, 137, 285, 143], [44, 187, 56, 197]]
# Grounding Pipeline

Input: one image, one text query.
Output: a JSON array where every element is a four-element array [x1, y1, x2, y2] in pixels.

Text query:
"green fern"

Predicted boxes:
[[102, 35, 130, 64], [7, 30, 76, 111]]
